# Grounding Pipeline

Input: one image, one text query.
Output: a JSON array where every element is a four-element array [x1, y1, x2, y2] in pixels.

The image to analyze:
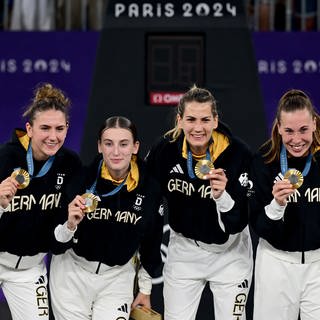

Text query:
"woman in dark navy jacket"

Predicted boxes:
[[50, 116, 163, 320]]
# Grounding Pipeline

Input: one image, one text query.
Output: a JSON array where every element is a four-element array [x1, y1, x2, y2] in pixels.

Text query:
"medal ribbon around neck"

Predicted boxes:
[[187, 149, 211, 179], [87, 159, 128, 197], [280, 144, 312, 177], [26, 142, 55, 179]]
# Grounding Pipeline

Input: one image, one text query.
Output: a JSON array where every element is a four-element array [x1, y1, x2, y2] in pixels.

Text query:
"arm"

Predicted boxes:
[[52, 153, 86, 249], [205, 142, 253, 234], [0, 146, 20, 216], [131, 266, 152, 309], [0, 176, 19, 215], [139, 199, 164, 280], [54, 152, 85, 227], [132, 293, 151, 309], [136, 177, 164, 307], [54, 195, 86, 242], [249, 153, 294, 243]]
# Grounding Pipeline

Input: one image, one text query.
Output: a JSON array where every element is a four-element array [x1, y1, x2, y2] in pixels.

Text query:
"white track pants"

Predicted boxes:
[[49, 249, 135, 320], [253, 241, 320, 320], [0, 260, 48, 320], [163, 228, 253, 320]]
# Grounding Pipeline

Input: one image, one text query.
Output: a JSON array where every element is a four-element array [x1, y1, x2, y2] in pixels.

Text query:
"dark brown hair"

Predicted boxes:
[[23, 83, 70, 125], [262, 89, 320, 163], [98, 116, 138, 142]]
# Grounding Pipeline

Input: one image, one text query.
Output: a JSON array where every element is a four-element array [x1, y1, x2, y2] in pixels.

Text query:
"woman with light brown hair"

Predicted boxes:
[[0, 82, 81, 320]]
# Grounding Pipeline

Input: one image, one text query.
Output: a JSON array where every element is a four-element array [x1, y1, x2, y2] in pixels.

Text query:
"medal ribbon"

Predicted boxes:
[[280, 144, 312, 176], [87, 159, 127, 197], [187, 149, 211, 179], [26, 142, 55, 178]]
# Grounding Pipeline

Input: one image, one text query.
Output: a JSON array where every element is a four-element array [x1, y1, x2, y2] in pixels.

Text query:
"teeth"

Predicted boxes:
[[290, 146, 304, 152]]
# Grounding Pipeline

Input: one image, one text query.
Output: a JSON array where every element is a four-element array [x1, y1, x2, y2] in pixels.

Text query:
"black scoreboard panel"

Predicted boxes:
[[146, 33, 204, 105], [81, 0, 266, 161]]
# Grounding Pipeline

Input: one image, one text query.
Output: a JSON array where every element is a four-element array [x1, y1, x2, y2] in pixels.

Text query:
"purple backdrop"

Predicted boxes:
[[252, 32, 320, 133], [0, 31, 100, 152]]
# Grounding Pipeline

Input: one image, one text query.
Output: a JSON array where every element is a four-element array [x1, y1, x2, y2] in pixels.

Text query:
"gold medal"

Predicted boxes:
[[284, 169, 304, 189], [11, 168, 30, 189], [194, 160, 214, 180], [81, 193, 99, 213]]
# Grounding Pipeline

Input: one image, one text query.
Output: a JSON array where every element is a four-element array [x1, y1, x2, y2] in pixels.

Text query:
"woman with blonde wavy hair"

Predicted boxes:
[[146, 85, 253, 320]]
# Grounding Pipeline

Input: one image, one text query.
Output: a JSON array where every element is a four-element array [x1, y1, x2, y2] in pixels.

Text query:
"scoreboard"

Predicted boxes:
[[105, 0, 247, 106]]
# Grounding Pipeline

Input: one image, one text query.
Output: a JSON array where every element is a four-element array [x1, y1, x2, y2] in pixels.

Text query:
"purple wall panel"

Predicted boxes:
[[252, 32, 320, 133], [0, 32, 100, 152]]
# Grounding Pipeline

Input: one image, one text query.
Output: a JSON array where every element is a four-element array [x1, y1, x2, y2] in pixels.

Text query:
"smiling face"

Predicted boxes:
[[177, 101, 218, 155], [26, 109, 68, 160], [278, 108, 316, 157], [98, 127, 139, 180]]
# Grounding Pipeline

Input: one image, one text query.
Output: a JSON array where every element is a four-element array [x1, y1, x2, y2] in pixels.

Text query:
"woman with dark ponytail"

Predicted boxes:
[[49, 116, 163, 320], [250, 89, 320, 320]]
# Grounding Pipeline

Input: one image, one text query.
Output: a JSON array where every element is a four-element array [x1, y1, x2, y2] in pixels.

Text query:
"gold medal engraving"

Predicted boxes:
[[81, 193, 99, 213], [284, 169, 304, 189], [11, 169, 30, 189], [194, 160, 214, 180]]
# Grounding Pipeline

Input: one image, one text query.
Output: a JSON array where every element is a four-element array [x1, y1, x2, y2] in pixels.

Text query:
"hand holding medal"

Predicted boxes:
[[274, 144, 311, 206], [283, 169, 304, 189], [273, 178, 296, 206], [0, 174, 21, 209], [81, 193, 100, 213], [194, 160, 215, 179], [67, 193, 101, 231], [279, 144, 311, 190], [203, 167, 228, 199], [11, 168, 30, 189]]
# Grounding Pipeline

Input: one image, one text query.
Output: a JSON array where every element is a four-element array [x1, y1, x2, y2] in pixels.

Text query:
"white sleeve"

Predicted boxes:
[[212, 190, 235, 232], [0, 205, 10, 219], [54, 221, 77, 243], [213, 190, 235, 212], [265, 198, 287, 220], [138, 266, 152, 295]]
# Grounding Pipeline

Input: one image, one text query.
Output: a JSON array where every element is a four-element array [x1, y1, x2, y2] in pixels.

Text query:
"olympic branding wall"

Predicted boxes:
[[0, 32, 100, 152], [253, 32, 320, 133]]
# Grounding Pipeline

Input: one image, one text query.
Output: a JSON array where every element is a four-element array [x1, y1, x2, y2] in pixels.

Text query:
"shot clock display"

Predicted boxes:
[[146, 33, 204, 105]]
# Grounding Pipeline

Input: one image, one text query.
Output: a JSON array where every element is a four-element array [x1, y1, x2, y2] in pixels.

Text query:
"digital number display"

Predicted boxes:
[[146, 34, 204, 105]]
